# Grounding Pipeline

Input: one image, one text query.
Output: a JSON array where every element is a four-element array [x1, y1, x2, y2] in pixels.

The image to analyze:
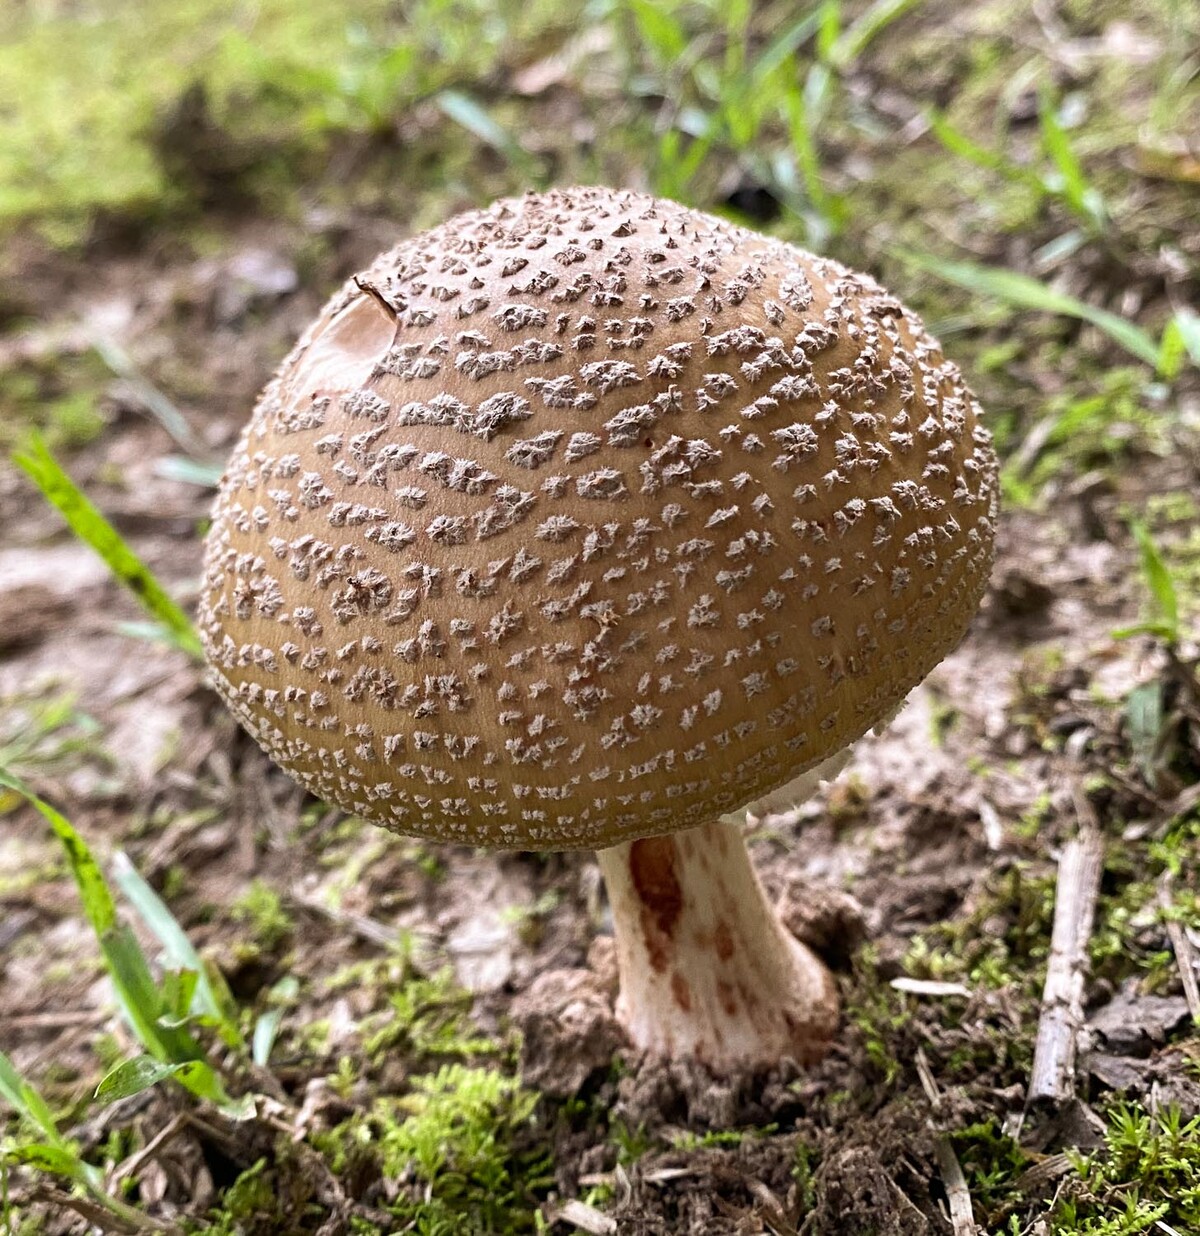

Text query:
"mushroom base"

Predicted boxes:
[[596, 820, 838, 1070]]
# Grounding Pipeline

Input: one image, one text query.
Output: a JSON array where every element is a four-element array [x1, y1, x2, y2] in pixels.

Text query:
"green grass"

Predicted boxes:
[[0, 769, 250, 1115], [996, 369, 1171, 508], [928, 89, 1109, 237], [1114, 520, 1183, 645], [0, 0, 569, 242], [613, 0, 923, 248], [1128, 494, 1200, 640], [896, 250, 1165, 369], [1, 1049, 154, 1233], [0, 772, 554, 1231], [0, 690, 106, 798], [12, 435, 203, 659]]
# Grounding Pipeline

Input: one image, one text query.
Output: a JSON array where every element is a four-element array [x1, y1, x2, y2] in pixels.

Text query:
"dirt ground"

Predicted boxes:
[[1, 1, 1198, 1233]]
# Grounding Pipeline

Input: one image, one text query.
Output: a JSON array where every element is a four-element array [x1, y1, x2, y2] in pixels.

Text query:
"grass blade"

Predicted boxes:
[[0, 769, 117, 937], [112, 852, 245, 1050], [927, 111, 1042, 190], [251, 976, 299, 1067], [1038, 92, 1104, 229], [435, 91, 540, 180], [0, 1050, 100, 1191], [153, 455, 224, 488], [0, 771, 241, 1110], [896, 250, 1161, 366], [1130, 520, 1179, 640], [1173, 307, 1200, 365], [828, 0, 924, 68], [91, 337, 205, 459], [1, 1054, 181, 1228], [749, 9, 825, 87], [625, 0, 688, 65], [94, 1056, 186, 1105], [1125, 680, 1164, 789], [10, 435, 202, 660], [5, 1144, 86, 1179], [0, 1052, 66, 1150]]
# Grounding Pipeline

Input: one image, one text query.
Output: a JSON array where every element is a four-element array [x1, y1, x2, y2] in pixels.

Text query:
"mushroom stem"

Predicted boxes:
[[596, 819, 838, 1070]]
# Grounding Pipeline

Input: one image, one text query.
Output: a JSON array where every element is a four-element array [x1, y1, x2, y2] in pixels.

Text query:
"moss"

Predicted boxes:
[[315, 1064, 551, 1233], [194, 1153, 328, 1235], [0, 0, 571, 243], [952, 1104, 1200, 1233], [1051, 1103, 1200, 1233], [950, 1121, 1031, 1219], [843, 946, 916, 1086], [1088, 806, 1200, 989], [230, 880, 293, 953], [903, 864, 1055, 994], [0, 349, 112, 449], [362, 966, 498, 1063], [321, 949, 500, 1066], [792, 1139, 819, 1215], [0, 0, 388, 238], [670, 1124, 779, 1151], [610, 1120, 654, 1165]]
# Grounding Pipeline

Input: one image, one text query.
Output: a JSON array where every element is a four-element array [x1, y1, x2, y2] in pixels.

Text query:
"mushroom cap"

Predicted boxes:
[[199, 187, 998, 850]]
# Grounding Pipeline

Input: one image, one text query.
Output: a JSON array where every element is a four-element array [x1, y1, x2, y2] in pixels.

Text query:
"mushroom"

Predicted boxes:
[[199, 188, 998, 1070]]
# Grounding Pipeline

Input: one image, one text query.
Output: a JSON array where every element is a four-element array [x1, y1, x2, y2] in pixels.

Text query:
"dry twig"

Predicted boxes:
[[0, 1009, 106, 1031], [915, 1048, 977, 1234], [553, 1199, 617, 1233], [1160, 876, 1200, 1024], [24, 1182, 179, 1235], [914, 1045, 941, 1109], [934, 1137, 978, 1236], [1027, 803, 1105, 1108], [292, 889, 407, 950], [112, 1113, 188, 1185]]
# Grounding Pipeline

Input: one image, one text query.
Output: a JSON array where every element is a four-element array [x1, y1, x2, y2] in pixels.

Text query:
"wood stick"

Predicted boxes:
[[1165, 919, 1200, 1023], [934, 1136, 978, 1236], [0, 1009, 106, 1031], [1027, 818, 1104, 1107], [914, 1045, 942, 1110], [291, 889, 406, 950], [917, 1048, 977, 1234], [1161, 876, 1200, 1024], [112, 1112, 188, 1184]]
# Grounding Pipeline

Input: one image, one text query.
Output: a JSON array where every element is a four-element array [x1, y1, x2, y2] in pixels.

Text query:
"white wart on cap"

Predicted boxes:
[[199, 187, 998, 851]]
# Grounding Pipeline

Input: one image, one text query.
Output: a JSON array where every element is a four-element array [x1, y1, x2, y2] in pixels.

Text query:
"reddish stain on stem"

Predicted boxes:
[[671, 972, 692, 1011], [629, 835, 683, 972], [716, 979, 738, 1016], [629, 836, 683, 934]]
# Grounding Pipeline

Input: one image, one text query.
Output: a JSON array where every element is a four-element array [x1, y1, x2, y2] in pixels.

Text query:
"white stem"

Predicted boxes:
[[596, 820, 838, 1070]]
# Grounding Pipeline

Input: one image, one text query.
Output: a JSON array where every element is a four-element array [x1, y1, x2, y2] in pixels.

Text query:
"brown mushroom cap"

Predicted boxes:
[[199, 187, 998, 850]]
